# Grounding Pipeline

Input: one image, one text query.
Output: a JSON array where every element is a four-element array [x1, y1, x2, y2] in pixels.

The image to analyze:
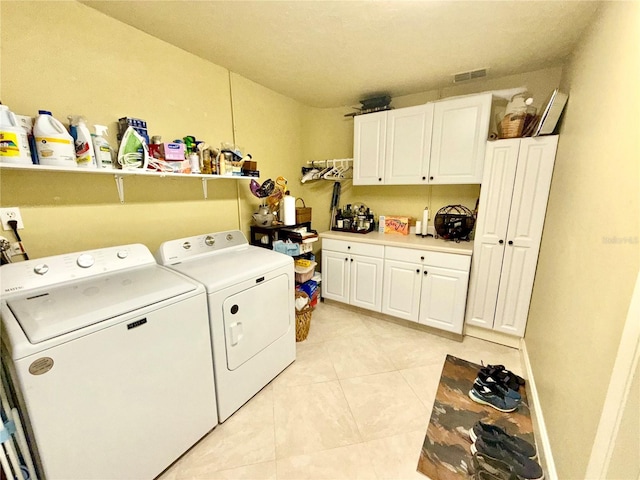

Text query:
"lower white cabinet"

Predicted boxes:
[[382, 246, 471, 334], [323, 239, 471, 334], [321, 239, 384, 313]]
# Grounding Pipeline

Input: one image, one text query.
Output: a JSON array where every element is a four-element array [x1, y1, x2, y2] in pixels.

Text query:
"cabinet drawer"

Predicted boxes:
[[385, 246, 470, 271], [322, 238, 384, 257]]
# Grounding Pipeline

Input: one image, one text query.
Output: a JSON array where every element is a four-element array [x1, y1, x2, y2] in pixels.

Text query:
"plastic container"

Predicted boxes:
[[91, 124, 113, 169], [68, 115, 96, 167], [294, 261, 317, 283], [34, 110, 76, 167], [0, 105, 32, 164]]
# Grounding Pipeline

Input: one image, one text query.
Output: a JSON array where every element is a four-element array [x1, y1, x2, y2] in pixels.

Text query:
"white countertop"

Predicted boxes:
[[319, 230, 473, 255]]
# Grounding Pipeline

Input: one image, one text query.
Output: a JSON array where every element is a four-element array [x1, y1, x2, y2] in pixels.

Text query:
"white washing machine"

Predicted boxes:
[[156, 230, 296, 422], [0, 244, 217, 480]]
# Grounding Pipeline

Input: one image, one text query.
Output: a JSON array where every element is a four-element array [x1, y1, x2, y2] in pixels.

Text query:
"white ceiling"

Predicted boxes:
[[83, 1, 600, 108]]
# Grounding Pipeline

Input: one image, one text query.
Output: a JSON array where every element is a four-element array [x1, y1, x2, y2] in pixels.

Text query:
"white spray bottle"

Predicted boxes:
[[68, 115, 96, 167], [91, 124, 113, 169]]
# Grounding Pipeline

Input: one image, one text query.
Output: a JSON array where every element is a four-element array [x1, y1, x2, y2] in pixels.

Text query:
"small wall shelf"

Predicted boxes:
[[0, 163, 253, 203]]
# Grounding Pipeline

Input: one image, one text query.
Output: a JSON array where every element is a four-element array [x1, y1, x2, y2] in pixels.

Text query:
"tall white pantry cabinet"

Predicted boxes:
[[465, 136, 558, 337]]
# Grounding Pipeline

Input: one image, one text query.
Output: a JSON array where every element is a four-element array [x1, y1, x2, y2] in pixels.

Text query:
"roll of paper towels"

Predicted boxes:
[[415, 221, 422, 235], [422, 208, 429, 236], [281, 194, 296, 226]]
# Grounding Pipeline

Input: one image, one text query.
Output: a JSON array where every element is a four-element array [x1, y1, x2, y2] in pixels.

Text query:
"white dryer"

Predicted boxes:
[[156, 230, 295, 422], [0, 244, 217, 480]]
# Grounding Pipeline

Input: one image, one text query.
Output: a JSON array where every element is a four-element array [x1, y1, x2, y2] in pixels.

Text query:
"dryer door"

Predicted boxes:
[[223, 273, 291, 370]]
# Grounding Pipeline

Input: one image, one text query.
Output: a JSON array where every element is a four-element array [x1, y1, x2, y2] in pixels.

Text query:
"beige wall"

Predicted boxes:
[[0, 1, 305, 257], [525, 2, 640, 479]]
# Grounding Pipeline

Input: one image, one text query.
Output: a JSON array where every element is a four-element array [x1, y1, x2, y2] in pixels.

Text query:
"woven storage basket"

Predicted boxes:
[[295, 291, 314, 342], [295, 198, 312, 224], [499, 113, 525, 138]]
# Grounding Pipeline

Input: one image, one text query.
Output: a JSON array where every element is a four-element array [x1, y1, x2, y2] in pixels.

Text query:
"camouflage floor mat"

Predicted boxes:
[[417, 355, 534, 479]]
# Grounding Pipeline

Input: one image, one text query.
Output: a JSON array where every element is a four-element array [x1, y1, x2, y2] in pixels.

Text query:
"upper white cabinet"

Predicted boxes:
[[430, 93, 492, 184], [353, 93, 491, 186], [353, 111, 387, 185], [465, 136, 559, 337], [384, 104, 434, 185]]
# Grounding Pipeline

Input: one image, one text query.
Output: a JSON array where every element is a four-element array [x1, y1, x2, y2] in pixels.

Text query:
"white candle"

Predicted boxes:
[[422, 208, 429, 235]]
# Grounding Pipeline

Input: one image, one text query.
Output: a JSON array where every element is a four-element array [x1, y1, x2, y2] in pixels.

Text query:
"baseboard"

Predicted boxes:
[[464, 324, 521, 349], [520, 338, 558, 480]]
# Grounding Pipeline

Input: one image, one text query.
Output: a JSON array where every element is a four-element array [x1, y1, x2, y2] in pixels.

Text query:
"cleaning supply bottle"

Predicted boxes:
[[34, 110, 76, 166], [91, 124, 113, 169], [0, 105, 32, 164], [68, 115, 96, 167]]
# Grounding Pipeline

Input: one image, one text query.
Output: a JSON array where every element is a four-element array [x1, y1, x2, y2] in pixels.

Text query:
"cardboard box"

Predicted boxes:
[[384, 216, 411, 235], [242, 160, 257, 171]]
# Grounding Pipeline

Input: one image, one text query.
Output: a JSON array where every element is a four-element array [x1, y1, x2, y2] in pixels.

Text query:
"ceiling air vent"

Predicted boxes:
[[453, 68, 487, 83]]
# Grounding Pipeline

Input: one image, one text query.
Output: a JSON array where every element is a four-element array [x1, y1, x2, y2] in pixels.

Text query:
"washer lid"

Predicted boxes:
[[6, 265, 198, 344], [167, 245, 292, 292]]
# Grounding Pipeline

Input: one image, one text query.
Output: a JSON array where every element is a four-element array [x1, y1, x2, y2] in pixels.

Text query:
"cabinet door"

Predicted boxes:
[[384, 104, 434, 185], [381, 259, 422, 322], [321, 250, 350, 304], [429, 93, 492, 184], [353, 111, 387, 185], [465, 139, 519, 329], [419, 266, 469, 334], [494, 136, 558, 336], [349, 254, 384, 312]]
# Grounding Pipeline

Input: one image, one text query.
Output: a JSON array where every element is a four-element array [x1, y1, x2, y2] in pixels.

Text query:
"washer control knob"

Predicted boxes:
[[182, 241, 192, 250], [34, 264, 49, 275], [205, 235, 215, 247], [226, 234, 234, 241], [117, 250, 128, 259], [77, 254, 94, 268]]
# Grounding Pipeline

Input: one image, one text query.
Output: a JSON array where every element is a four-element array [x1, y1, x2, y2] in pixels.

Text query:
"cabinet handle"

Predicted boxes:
[[508, 240, 513, 245], [430, 176, 434, 180], [499, 240, 504, 244], [350, 258, 354, 262], [345, 257, 348, 261], [420, 256, 424, 261], [424, 270, 428, 275], [378, 178, 382, 182], [422, 176, 426, 180], [347, 246, 351, 249], [416, 269, 420, 274]]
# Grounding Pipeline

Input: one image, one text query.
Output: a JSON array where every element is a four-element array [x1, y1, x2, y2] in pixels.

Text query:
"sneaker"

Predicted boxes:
[[477, 370, 522, 400], [471, 436, 544, 480], [469, 383, 520, 413], [481, 364, 525, 391], [469, 421, 537, 459], [471, 453, 519, 480]]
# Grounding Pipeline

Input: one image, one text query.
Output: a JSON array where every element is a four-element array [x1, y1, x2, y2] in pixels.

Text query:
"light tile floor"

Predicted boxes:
[[158, 302, 523, 480]]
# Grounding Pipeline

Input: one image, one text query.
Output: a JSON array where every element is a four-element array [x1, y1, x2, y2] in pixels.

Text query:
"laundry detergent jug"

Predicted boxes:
[[34, 110, 76, 167], [0, 105, 32, 164]]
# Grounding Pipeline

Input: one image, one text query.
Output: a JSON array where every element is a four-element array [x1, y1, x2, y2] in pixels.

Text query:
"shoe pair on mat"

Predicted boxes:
[[468, 422, 543, 480], [469, 364, 524, 412]]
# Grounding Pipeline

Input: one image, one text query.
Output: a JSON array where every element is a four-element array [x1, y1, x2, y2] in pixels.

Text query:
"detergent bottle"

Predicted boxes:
[[0, 105, 32, 164], [68, 115, 96, 167], [91, 124, 113, 169], [33, 110, 76, 166]]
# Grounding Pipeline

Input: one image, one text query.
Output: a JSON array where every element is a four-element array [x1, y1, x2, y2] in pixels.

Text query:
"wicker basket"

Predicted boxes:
[[499, 113, 525, 138], [295, 291, 314, 341]]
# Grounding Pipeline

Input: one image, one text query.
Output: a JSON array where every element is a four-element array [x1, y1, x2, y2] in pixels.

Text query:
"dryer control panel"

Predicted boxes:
[[0, 244, 156, 295], [156, 230, 248, 264]]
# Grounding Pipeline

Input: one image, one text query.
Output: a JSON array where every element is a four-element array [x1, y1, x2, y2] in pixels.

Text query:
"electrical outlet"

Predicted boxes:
[[0, 208, 24, 230]]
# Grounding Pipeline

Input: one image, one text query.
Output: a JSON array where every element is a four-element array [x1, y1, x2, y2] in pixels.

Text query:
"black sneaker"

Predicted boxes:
[[469, 382, 520, 413], [471, 436, 544, 480], [477, 370, 522, 400], [480, 364, 525, 391], [470, 453, 519, 480], [469, 421, 537, 459]]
